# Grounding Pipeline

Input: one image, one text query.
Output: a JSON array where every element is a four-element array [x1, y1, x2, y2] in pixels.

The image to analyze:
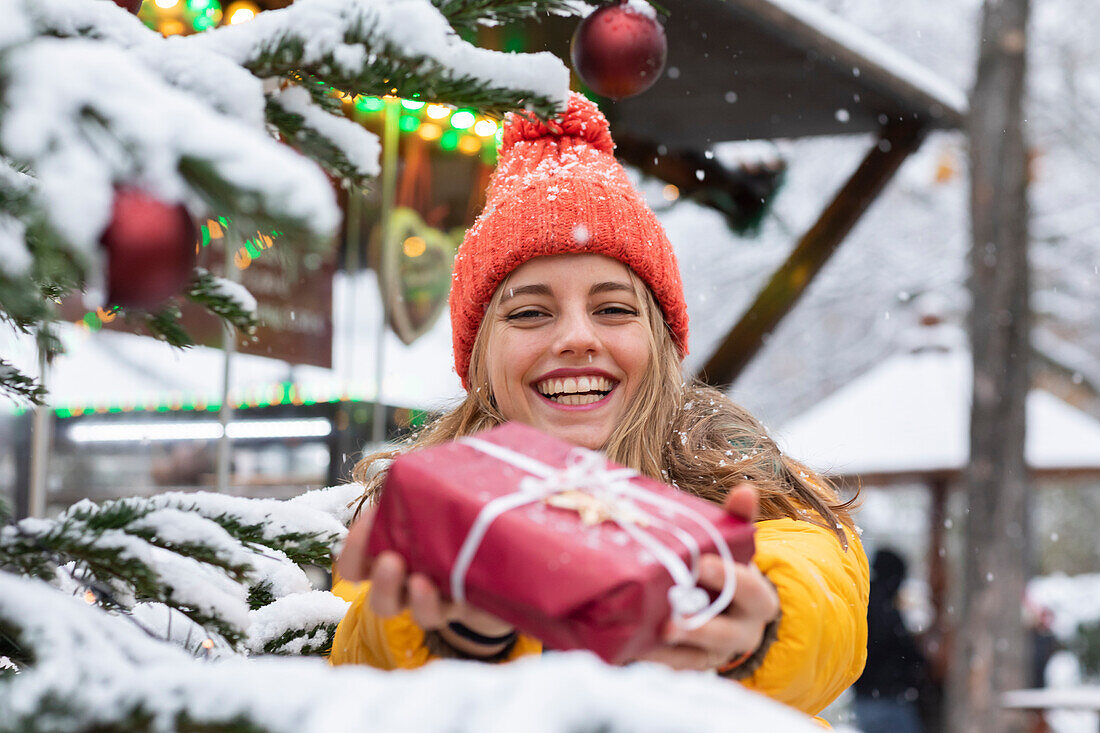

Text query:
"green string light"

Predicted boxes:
[[440, 129, 459, 151], [356, 96, 385, 114], [184, 0, 222, 32], [399, 115, 420, 133]]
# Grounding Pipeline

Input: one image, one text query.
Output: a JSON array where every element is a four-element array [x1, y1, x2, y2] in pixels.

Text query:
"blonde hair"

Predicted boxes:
[[351, 270, 856, 546]]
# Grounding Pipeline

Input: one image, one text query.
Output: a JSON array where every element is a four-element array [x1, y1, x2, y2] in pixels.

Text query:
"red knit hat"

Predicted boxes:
[[450, 92, 689, 388]]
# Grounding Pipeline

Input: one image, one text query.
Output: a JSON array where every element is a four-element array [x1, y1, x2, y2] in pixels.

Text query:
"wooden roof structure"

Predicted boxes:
[[776, 346, 1100, 486]]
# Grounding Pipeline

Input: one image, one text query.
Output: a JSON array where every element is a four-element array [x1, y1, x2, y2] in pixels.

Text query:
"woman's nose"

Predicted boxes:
[[553, 309, 600, 356]]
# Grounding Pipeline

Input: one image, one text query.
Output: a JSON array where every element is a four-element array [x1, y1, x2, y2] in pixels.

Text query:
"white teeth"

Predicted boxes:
[[550, 393, 603, 406], [535, 375, 617, 397]]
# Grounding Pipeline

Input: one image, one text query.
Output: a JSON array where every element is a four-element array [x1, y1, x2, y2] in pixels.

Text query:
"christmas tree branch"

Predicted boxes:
[[0, 164, 80, 336], [245, 591, 349, 656], [187, 268, 260, 336], [0, 505, 251, 644], [192, 0, 570, 120], [140, 304, 196, 348], [266, 86, 381, 188], [431, 0, 587, 33], [0, 357, 45, 405], [10, 0, 157, 49], [1, 36, 341, 256]]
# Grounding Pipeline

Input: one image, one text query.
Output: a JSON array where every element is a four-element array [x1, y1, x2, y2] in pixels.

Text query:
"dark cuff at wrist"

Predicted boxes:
[[424, 624, 519, 663], [446, 621, 518, 647], [719, 577, 782, 681]]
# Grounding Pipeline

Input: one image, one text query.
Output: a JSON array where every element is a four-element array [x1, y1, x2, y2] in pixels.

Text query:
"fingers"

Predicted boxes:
[[635, 643, 716, 672], [367, 551, 409, 617], [335, 507, 377, 582], [723, 483, 759, 523], [658, 555, 781, 669], [408, 572, 448, 629], [697, 554, 780, 623], [369, 558, 513, 641], [666, 613, 760, 660]]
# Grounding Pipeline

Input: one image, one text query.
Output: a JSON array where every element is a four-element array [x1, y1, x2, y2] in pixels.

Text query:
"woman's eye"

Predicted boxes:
[[597, 305, 639, 317], [505, 309, 547, 321]]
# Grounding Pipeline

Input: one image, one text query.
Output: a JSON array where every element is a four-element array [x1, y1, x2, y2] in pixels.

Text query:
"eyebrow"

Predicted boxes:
[[500, 281, 634, 303]]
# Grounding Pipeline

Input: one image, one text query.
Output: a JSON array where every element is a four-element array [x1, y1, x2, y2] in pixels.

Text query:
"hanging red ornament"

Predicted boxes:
[[570, 0, 668, 100], [101, 187, 198, 310], [110, 0, 144, 14]]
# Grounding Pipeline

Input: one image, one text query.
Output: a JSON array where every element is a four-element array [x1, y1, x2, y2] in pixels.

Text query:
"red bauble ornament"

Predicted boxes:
[[570, 1, 668, 100], [101, 187, 197, 310], [111, 0, 144, 14]]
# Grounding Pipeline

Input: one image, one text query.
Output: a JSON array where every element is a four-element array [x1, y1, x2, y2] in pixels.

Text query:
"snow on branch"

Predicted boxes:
[[1, 505, 252, 643], [267, 86, 382, 186], [0, 571, 192, 673], [1, 37, 341, 254], [286, 483, 363, 528], [140, 490, 349, 566], [246, 591, 349, 656], [193, 0, 571, 119], [0, 356, 44, 404], [0, 490, 348, 650], [430, 0, 590, 33], [19, 0, 269, 127], [187, 268, 260, 335], [0, 577, 821, 733], [8, 0, 156, 49]]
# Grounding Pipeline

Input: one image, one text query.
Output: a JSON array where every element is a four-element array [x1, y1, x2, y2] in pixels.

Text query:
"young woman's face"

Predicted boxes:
[[484, 254, 652, 450]]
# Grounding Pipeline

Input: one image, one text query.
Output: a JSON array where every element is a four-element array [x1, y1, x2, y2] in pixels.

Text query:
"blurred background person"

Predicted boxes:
[[855, 548, 928, 733]]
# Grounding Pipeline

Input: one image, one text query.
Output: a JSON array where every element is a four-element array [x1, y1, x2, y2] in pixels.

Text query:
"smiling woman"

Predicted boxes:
[[331, 92, 869, 723], [483, 255, 650, 450]]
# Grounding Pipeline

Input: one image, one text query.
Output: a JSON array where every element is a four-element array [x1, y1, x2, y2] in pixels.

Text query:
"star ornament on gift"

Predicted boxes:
[[545, 489, 652, 527]]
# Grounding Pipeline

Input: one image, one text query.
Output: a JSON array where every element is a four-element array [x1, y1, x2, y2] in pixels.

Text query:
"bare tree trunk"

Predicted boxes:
[[950, 0, 1032, 731]]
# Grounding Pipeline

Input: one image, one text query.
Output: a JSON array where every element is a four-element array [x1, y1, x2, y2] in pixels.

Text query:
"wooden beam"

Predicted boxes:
[[695, 121, 926, 387]]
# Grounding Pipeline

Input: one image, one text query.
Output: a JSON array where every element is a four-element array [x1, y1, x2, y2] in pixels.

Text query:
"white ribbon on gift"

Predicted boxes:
[[450, 437, 738, 631]]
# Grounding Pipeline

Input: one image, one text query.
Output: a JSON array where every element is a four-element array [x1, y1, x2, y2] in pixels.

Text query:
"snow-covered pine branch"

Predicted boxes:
[[1, 35, 341, 249], [187, 268, 260, 335], [192, 0, 572, 120], [0, 162, 73, 325], [266, 86, 382, 187], [0, 485, 359, 653], [0, 568, 820, 733], [246, 591, 350, 656], [0, 0, 574, 403], [0, 355, 43, 404], [431, 0, 592, 33]]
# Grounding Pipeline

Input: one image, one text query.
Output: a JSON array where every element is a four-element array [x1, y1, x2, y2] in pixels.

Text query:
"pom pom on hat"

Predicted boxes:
[[450, 92, 688, 388], [501, 94, 614, 155]]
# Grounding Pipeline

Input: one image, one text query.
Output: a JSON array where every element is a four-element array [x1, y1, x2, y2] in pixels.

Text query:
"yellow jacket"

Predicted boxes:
[[330, 517, 868, 718]]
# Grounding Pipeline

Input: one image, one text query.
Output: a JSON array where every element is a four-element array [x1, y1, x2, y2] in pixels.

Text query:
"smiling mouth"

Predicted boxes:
[[534, 375, 618, 406]]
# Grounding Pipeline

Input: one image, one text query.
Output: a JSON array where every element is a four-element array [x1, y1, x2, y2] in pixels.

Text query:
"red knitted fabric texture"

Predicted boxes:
[[450, 92, 688, 388]]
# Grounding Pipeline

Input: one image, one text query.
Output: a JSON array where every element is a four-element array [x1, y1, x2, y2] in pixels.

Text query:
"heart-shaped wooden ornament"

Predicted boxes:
[[379, 206, 457, 346]]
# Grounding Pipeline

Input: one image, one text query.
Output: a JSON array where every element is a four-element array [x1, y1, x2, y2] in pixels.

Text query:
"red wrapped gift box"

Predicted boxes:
[[366, 422, 755, 664]]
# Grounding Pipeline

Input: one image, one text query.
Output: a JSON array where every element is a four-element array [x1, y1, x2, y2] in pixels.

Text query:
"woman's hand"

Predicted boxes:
[[337, 508, 516, 657], [636, 484, 781, 672]]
